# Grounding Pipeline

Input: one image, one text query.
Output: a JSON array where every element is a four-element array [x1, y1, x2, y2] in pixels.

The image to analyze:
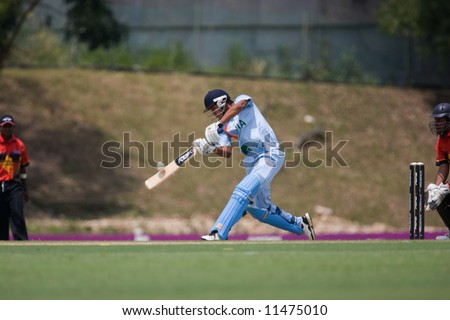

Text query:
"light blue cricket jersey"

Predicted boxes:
[[217, 94, 281, 163]]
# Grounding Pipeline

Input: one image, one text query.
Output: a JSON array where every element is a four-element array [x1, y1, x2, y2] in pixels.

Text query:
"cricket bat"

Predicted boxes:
[[145, 147, 197, 190]]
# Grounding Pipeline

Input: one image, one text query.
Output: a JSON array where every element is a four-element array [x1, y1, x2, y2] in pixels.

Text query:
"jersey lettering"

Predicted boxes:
[[236, 119, 247, 130]]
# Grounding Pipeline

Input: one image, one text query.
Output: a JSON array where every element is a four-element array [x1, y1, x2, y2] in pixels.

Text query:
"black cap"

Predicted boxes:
[[0, 115, 15, 126]]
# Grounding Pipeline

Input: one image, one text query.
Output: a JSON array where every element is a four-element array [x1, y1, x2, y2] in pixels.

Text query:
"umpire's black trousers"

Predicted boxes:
[[0, 180, 28, 240]]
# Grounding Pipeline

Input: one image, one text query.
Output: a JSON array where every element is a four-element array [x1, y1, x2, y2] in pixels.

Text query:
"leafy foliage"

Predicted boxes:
[[377, 0, 450, 58], [0, 0, 22, 42], [0, 0, 40, 68], [0, 0, 127, 69], [64, 0, 128, 50], [8, 27, 72, 65]]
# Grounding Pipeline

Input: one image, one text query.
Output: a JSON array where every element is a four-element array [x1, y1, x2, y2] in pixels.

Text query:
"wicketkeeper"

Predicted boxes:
[[427, 102, 450, 240], [193, 89, 315, 240]]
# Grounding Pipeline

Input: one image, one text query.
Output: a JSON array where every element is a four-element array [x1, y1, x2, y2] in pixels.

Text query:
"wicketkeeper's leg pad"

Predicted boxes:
[[246, 205, 304, 235], [436, 194, 450, 229], [211, 174, 262, 239]]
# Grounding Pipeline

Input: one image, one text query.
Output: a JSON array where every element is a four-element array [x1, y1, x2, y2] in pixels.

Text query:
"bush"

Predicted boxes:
[[9, 27, 71, 66]]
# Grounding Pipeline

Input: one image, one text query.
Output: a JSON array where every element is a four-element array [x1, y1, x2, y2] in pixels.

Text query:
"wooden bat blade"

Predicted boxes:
[[145, 147, 196, 190]]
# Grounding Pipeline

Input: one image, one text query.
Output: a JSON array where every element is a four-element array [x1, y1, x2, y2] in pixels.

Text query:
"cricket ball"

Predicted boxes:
[[156, 162, 165, 171]]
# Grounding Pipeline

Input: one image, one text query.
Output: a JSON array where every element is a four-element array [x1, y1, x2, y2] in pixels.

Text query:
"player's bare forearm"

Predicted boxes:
[[218, 99, 249, 125], [215, 146, 232, 158], [435, 163, 449, 184]]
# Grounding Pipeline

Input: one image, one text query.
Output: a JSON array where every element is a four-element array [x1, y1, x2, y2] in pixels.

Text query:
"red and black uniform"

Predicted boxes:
[[435, 131, 450, 166], [433, 131, 450, 230], [0, 133, 30, 240]]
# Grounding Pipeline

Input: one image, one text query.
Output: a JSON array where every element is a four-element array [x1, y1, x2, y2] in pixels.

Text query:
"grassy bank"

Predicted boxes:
[[1, 68, 449, 232]]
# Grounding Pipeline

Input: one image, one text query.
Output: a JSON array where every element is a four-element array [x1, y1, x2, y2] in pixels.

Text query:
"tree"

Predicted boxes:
[[377, 0, 450, 58], [0, 0, 128, 69], [0, 0, 41, 69], [64, 0, 128, 50]]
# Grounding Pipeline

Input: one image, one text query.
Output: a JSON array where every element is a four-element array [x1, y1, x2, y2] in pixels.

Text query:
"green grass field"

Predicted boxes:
[[0, 241, 449, 300]]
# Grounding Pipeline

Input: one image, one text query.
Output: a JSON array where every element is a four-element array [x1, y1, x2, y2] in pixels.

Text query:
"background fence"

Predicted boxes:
[[29, 0, 450, 86]]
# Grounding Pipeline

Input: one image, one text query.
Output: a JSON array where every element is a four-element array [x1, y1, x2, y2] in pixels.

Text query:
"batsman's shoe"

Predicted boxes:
[[301, 213, 316, 240], [435, 233, 450, 240], [201, 231, 223, 241]]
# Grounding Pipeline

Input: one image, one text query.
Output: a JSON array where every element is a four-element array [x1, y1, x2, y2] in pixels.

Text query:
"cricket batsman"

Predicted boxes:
[[427, 102, 450, 240], [193, 89, 315, 241]]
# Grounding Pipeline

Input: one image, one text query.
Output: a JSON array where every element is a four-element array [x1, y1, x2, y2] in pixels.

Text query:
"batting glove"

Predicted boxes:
[[426, 183, 449, 210], [193, 138, 216, 155], [205, 122, 223, 145]]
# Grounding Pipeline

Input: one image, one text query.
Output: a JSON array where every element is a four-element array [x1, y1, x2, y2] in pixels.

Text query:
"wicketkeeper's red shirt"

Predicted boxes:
[[435, 131, 450, 166], [0, 134, 30, 181]]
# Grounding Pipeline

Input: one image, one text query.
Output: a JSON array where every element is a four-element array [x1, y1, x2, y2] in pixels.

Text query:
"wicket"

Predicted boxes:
[[409, 162, 425, 240]]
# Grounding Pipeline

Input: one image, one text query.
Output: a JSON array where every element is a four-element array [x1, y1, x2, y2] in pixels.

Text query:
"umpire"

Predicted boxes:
[[0, 115, 30, 240]]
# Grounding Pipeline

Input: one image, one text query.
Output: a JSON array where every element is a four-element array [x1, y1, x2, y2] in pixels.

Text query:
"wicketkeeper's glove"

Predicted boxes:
[[426, 182, 450, 211]]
